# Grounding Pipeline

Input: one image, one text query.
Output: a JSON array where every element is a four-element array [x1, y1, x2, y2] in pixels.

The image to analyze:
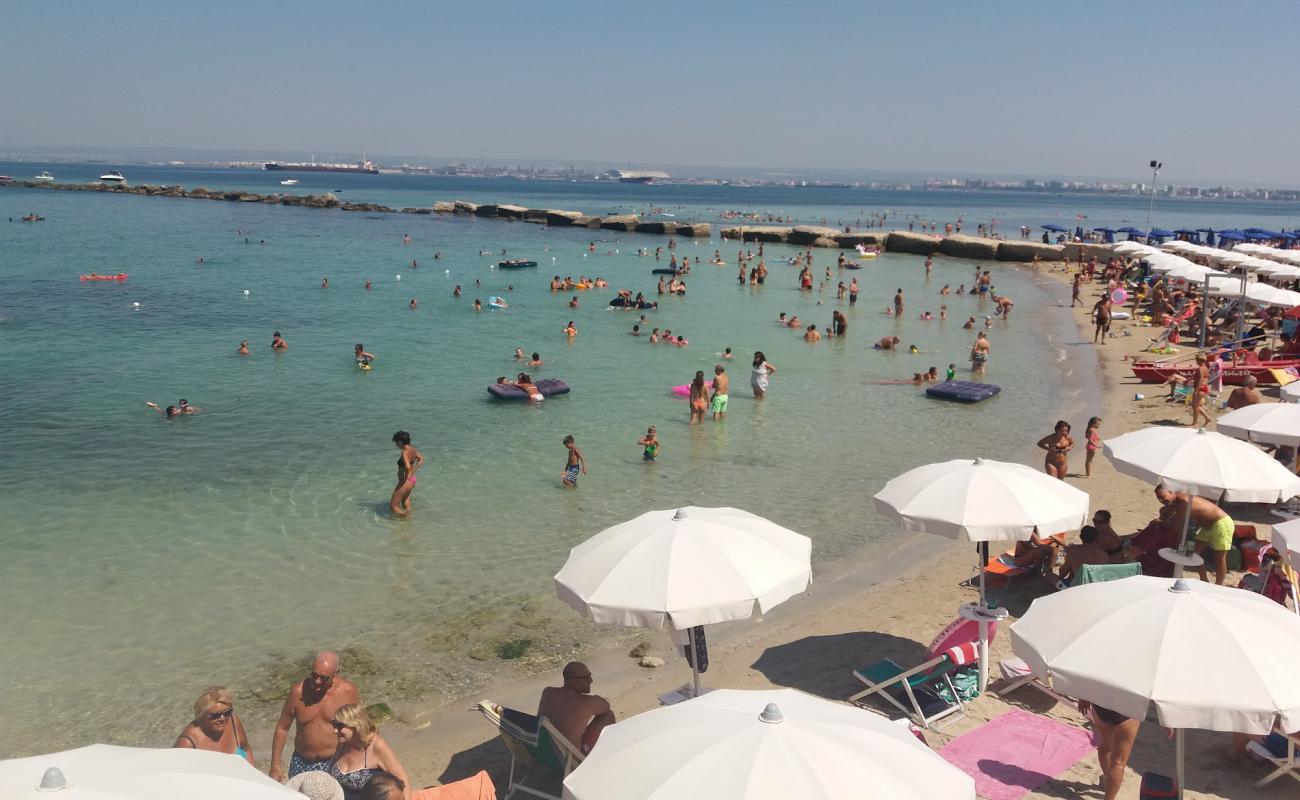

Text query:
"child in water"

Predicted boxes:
[[562, 435, 587, 488], [638, 426, 660, 462]]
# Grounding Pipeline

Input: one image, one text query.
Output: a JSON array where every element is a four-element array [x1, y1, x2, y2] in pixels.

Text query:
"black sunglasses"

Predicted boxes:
[[207, 708, 234, 721], [331, 720, 350, 732], [310, 672, 334, 684]]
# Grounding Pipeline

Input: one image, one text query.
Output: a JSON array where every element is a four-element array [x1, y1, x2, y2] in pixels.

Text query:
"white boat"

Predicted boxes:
[[99, 171, 126, 183], [33, 172, 54, 182], [280, 178, 300, 186]]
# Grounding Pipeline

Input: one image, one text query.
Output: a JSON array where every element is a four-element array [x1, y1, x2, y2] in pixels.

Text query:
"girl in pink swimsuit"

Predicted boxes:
[[1084, 416, 1102, 478]]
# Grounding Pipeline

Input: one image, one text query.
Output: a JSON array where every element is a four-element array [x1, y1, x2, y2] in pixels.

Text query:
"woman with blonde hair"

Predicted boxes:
[[173, 686, 254, 766], [329, 704, 411, 800]]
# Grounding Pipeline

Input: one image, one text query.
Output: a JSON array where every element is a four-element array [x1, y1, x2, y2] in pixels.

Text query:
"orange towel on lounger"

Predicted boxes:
[[412, 770, 495, 800]]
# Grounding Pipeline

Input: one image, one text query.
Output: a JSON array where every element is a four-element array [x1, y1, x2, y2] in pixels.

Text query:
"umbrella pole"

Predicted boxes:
[[979, 542, 988, 607], [1176, 727, 1185, 800], [691, 653, 701, 699]]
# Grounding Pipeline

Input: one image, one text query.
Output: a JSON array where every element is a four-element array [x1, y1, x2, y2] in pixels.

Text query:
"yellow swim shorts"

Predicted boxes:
[[1194, 515, 1234, 552]]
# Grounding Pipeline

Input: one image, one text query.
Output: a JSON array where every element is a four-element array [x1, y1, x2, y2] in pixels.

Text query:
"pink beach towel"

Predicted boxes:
[[412, 770, 495, 800], [938, 709, 1097, 800]]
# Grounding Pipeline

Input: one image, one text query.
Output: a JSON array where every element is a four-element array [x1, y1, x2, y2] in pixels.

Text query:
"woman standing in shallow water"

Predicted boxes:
[[390, 431, 423, 516], [751, 351, 776, 399]]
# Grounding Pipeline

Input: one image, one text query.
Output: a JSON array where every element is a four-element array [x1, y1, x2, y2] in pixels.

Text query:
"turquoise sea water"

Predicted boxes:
[[1, 166, 1292, 756]]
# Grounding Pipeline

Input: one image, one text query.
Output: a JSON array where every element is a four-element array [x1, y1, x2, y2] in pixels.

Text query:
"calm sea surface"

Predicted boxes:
[[1, 163, 1293, 755]]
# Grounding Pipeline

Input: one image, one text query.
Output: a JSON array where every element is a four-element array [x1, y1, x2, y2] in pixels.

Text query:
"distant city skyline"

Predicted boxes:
[[4, 0, 1298, 185]]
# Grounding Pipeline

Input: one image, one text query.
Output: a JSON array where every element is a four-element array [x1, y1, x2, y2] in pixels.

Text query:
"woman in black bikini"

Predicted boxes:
[[1076, 700, 1140, 800], [329, 704, 411, 800], [389, 431, 424, 517], [1036, 420, 1074, 480]]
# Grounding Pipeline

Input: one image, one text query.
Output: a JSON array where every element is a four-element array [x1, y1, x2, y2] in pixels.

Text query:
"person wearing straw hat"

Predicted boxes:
[[287, 771, 344, 800]]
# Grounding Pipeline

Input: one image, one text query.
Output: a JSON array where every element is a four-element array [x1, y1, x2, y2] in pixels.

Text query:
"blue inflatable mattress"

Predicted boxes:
[[926, 380, 1001, 403], [488, 378, 571, 400]]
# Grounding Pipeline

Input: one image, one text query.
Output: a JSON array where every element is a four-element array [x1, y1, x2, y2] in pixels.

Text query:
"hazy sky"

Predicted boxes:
[[4, 0, 1298, 183]]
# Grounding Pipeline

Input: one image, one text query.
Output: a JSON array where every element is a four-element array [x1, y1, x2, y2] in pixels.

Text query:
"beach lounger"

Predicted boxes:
[[1076, 562, 1142, 585], [474, 701, 584, 800], [996, 656, 1073, 706], [848, 642, 978, 729], [973, 533, 1068, 600], [1248, 731, 1300, 788]]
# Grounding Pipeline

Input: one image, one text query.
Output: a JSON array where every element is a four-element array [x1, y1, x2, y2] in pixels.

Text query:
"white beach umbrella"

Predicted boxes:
[[1103, 425, 1300, 503], [1218, 403, 1300, 447], [0, 745, 299, 800], [554, 506, 811, 695], [1011, 576, 1300, 798], [562, 688, 976, 800], [873, 457, 1090, 542], [1164, 261, 1220, 283], [1283, 381, 1300, 403], [1113, 241, 1158, 256], [1269, 520, 1300, 563], [874, 457, 1090, 689], [1209, 251, 1252, 266]]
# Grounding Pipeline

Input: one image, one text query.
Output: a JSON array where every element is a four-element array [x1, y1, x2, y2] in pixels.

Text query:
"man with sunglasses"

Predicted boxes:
[[537, 661, 615, 754], [269, 651, 360, 783]]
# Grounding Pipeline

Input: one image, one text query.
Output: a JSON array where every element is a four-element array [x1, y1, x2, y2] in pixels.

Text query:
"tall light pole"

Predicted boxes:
[[1146, 159, 1163, 232]]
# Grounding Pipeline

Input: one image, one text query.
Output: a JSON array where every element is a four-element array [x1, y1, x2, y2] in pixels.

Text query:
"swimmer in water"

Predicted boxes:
[[453, 285, 462, 297], [723, 347, 733, 359], [875, 336, 901, 351], [271, 331, 288, 350], [940, 305, 947, 321], [515, 348, 527, 361], [569, 296, 579, 309], [563, 321, 577, 337], [515, 373, 544, 402], [409, 298, 418, 309], [237, 340, 249, 356], [146, 399, 200, 417], [354, 343, 376, 366], [365, 280, 372, 290], [390, 430, 423, 516], [528, 352, 544, 367], [321, 278, 329, 288], [962, 316, 976, 330], [473, 298, 482, 311]]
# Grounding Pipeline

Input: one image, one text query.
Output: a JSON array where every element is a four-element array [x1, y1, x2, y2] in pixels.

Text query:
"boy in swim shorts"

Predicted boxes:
[[562, 435, 586, 488], [710, 365, 729, 421]]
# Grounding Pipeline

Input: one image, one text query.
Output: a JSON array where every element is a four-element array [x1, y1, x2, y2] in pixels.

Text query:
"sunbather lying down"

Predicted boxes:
[[1011, 528, 1061, 573]]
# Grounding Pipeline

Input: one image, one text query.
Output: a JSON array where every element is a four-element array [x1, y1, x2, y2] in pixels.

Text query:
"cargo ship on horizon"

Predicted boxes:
[[264, 158, 378, 174]]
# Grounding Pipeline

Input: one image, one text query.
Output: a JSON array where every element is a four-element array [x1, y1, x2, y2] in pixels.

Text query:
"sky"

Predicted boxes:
[[3, 0, 1299, 184]]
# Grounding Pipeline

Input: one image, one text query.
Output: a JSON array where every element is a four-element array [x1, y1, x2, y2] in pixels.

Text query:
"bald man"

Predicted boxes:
[[537, 662, 615, 753], [269, 651, 360, 782]]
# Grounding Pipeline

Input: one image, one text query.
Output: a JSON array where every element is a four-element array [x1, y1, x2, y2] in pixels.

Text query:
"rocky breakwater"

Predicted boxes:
[[431, 200, 712, 238], [4, 179, 396, 213], [718, 222, 1074, 264]]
